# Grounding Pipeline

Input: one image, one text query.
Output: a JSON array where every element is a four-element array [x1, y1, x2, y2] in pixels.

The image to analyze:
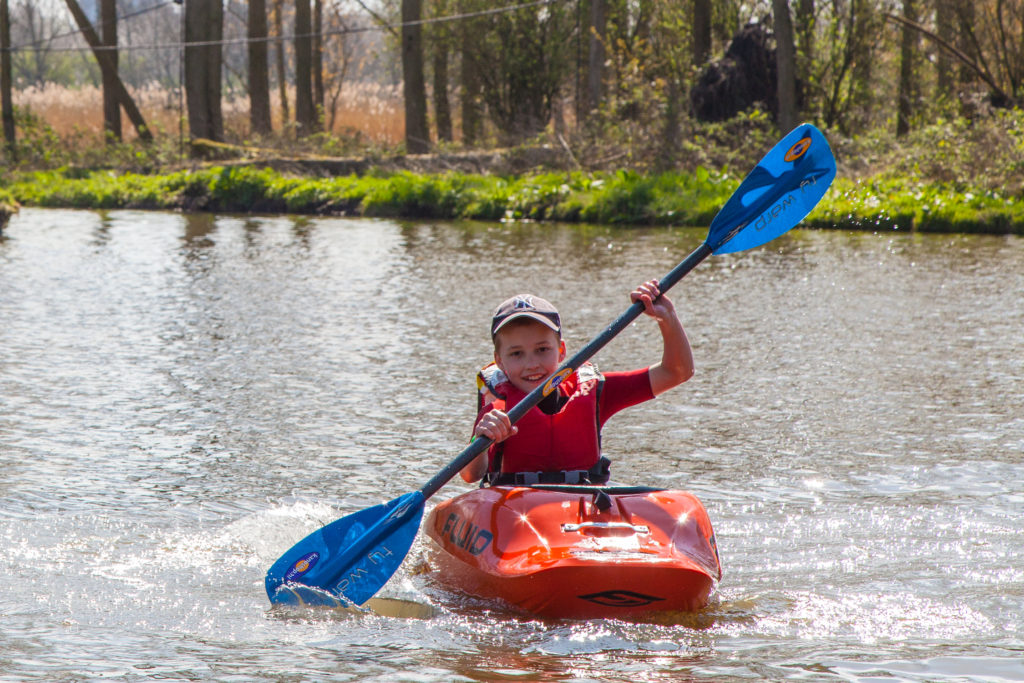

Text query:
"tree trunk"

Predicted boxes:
[[773, 0, 798, 132], [100, 0, 120, 141], [64, 0, 152, 142], [795, 0, 815, 82], [897, 0, 918, 137], [934, 0, 954, 98], [294, 0, 316, 135], [313, 0, 324, 120], [0, 0, 14, 159], [402, 0, 429, 153], [585, 0, 606, 115], [248, 0, 272, 135], [274, 0, 289, 124], [459, 13, 482, 146], [184, 0, 224, 146], [692, 0, 712, 67], [433, 47, 453, 142]]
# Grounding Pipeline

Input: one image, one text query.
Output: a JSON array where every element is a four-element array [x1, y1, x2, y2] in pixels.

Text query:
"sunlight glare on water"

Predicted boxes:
[[0, 209, 1021, 681]]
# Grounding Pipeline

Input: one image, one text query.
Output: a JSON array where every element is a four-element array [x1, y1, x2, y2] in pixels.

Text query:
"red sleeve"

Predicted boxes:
[[598, 368, 654, 426]]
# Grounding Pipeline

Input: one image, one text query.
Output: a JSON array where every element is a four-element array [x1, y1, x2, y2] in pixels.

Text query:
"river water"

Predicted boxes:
[[0, 208, 1021, 682]]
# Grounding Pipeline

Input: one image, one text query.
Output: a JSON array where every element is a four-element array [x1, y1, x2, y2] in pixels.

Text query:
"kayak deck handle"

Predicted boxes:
[[562, 522, 650, 536]]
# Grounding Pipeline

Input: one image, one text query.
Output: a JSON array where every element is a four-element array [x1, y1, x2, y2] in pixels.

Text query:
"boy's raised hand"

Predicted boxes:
[[630, 279, 676, 322]]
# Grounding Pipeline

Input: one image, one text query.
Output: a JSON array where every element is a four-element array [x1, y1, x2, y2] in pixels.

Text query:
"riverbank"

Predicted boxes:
[[2, 163, 1022, 235], [2, 114, 1022, 235]]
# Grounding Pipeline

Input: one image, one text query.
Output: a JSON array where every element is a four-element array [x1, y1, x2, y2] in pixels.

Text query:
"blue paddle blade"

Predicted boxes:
[[708, 123, 836, 255], [265, 491, 425, 607]]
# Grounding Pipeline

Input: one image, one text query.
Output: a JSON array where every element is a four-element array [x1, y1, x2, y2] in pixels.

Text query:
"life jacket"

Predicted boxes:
[[475, 362, 610, 485]]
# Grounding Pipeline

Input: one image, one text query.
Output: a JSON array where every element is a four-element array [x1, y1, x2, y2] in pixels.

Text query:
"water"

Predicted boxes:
[[1, 208, 1021, 681]]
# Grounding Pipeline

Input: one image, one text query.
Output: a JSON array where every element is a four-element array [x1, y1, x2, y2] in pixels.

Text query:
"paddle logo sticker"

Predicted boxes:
[[542, 368, 572, 396], [284, 552, 320, 582], [784, 135, 812, 162], [579, 590, 665, 608]]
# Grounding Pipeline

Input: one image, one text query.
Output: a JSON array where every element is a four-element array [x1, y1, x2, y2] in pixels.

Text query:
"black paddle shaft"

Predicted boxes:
[[420, 241, 714, 500]]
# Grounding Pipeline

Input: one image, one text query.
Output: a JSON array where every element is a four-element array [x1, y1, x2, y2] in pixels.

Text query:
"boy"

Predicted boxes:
[[461, 279, 693, 484]]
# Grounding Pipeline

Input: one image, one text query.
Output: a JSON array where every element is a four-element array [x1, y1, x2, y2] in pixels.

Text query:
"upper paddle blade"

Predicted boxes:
[[265, 491, 425, 607], [708, 123, 836, 255]]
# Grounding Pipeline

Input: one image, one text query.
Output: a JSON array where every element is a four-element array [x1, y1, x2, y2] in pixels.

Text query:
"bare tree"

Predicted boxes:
[[184, 0, 224, 145], [402, 0, 429, 153], [294, 0, 316, 135], [100, 0, 120, 141], [313, 0, 323, 118], [274, 0, 289, 124], [13, 0, 62, 86], [773, 0, 798, 131], [0, 0, 13, 159], [64, 0, 153, 141], [249, 0, 273, 135]]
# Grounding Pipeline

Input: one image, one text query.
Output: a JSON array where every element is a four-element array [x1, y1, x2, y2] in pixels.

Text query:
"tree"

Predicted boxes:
[[402, 0, 429, 153], [273, 0, 289, 124], [897, 0, 918, 136], [184, 0, 224, 145], [794, 0, 815, 84], [294, 0, 316, 135], [313, 0, 324, 117], [773, 0, 798, 132], [0, 0, 13, 159], [463, 1, 575, 145], [249, 0, 273, 135], [100, 0, 120, 141], [64, 0, 152, 142], [585, 0, 606, 115], [692, 0, 711, 67], [427, 0, 453, 142], [459, 1, 483, 146]]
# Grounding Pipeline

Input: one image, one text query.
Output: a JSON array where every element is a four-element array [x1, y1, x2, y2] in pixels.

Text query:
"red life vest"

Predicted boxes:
[[476, 362, 604, 473]]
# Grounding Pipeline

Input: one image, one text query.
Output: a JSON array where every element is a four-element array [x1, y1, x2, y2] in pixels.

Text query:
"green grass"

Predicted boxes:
[[2, 163, 1022, 235]]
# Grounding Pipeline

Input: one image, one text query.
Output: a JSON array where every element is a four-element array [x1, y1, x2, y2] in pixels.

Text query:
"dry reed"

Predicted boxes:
[[13, 81, 404, 148]]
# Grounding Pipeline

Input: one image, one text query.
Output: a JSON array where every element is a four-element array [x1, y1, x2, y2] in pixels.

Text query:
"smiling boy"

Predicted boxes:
[[460, 280, 694, 485]]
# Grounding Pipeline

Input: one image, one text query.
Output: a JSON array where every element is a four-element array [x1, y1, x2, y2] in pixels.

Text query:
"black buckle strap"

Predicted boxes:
[[486, 457, 611, 487]]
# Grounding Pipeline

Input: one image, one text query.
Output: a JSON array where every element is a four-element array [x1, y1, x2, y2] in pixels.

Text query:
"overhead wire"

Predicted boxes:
[[6, 0, 567, 54]]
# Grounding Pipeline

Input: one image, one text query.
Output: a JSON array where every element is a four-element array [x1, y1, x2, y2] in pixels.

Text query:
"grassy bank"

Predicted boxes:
[[2, 112, 1023, 235], [3, 163, 1023, 235]]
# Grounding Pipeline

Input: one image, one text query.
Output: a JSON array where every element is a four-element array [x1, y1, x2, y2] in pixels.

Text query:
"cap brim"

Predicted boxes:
[[492, 312, 560, 336]]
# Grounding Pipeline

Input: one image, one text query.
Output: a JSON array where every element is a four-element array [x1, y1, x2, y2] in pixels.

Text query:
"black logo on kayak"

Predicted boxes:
[[442, 513, 493, 556], [579, 590, 664, 608]]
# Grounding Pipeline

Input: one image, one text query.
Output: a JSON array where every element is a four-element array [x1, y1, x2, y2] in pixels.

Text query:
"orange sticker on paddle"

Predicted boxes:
[[784, 136, 812, 162]]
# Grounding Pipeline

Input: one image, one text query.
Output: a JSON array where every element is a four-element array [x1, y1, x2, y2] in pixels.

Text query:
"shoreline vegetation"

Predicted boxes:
[[2, 114, 1023, 236]]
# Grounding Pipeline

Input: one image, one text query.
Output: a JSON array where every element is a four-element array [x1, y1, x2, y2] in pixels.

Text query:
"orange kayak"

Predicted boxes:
[[425, 484, 722, 619]]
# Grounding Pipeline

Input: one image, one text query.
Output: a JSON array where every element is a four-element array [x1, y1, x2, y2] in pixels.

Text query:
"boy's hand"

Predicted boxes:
[[475, 409, 518, 443], [631, 279, 676, 322]]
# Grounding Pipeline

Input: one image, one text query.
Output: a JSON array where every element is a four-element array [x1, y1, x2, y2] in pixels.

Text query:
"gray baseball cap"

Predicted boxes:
[[491, 294, 561, 337]]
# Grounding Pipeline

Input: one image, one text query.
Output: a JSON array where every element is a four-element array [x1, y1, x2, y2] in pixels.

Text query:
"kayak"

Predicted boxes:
[[424, 484, 722, 619]]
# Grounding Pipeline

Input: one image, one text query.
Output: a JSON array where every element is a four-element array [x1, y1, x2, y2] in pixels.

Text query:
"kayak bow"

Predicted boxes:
[[425, 484, 722, 619]]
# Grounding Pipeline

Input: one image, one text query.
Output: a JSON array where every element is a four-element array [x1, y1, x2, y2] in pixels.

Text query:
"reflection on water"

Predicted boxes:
[[0, 208, 1021, 681]]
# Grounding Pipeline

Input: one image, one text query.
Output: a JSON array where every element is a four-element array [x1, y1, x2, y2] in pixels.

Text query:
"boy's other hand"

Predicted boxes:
[[475, 409, 518, 443]]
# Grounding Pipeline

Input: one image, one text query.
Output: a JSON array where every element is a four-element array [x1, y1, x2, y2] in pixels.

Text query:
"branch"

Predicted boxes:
[[882, 11, 1009, 104]]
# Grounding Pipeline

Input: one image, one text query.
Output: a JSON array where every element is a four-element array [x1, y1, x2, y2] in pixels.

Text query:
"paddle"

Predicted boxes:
[[265, 122, 837, 608]]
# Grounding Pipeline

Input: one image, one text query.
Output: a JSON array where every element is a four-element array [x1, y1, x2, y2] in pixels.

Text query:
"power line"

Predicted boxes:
[[15, 1, 174, 51], [6, 0, 565, 54]]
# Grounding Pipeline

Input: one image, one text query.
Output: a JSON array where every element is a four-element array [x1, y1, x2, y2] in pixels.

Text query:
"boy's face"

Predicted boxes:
[[493, 319, 566, 394]]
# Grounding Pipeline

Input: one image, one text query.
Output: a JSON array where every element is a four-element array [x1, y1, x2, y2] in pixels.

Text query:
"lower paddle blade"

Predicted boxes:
[[265, 491, 425, 607], [709, 123, 836, 255]]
